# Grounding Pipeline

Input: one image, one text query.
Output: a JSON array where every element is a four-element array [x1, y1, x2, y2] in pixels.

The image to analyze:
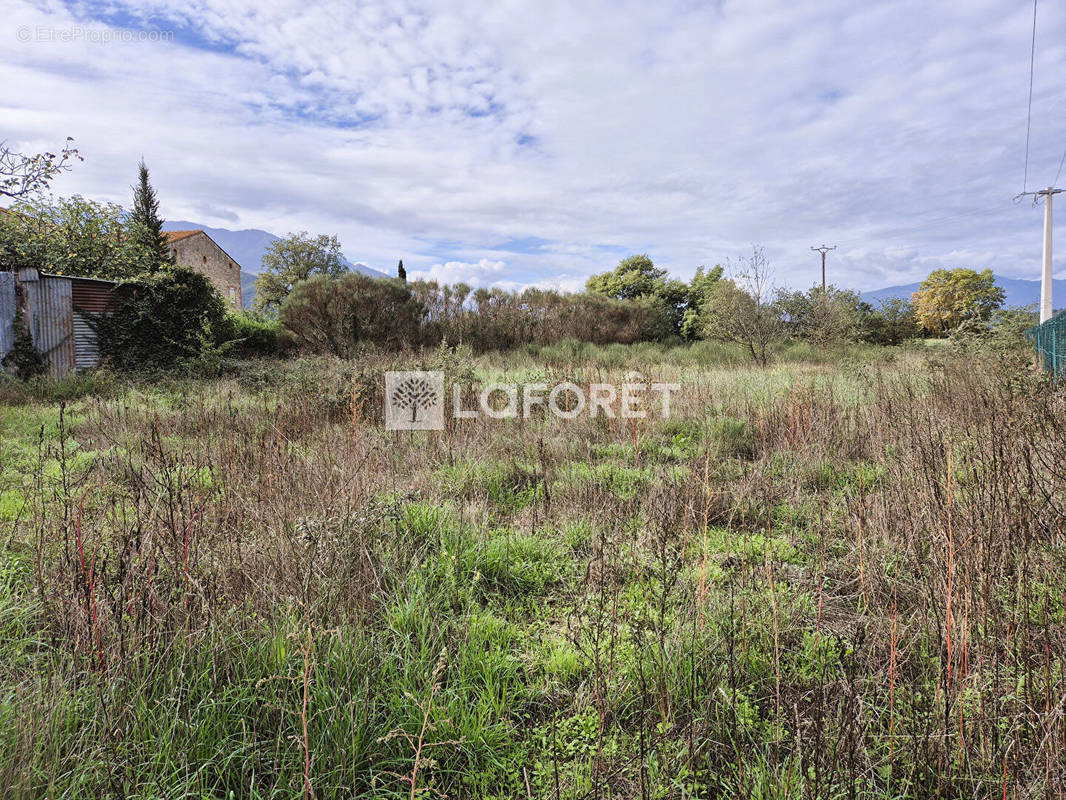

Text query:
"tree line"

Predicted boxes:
[[258, 235, 1017, 364], [0, 138, 1023, 375]]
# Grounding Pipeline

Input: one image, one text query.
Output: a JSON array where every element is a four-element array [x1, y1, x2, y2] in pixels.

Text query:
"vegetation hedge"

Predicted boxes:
[[91, 266, 230, 371]]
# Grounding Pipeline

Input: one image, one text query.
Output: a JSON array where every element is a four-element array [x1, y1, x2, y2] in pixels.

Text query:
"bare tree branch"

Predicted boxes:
[[0, 137, 83, 200]]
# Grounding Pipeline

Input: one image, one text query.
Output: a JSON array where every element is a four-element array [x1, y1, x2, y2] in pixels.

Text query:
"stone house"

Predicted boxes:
[[164, 230, 243, 308]]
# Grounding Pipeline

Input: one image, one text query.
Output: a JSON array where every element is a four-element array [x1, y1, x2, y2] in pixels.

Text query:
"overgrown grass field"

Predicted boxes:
[[1, 341, 1064, 798]]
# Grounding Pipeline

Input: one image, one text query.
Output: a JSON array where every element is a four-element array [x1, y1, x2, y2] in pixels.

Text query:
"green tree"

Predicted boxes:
[[586, 254, 668, 300], [253, 232, 347, 314], [397, 259, 407, 282], [128, 159, 171, 271], [0, 195, 146, 280], [680, 264, 724, 339], [586, 254, 699, 340], [864, 297, 920, 345], [775, 285, 868, 346], [911, 268, 1005, 334], [700, 246, 782, 365]]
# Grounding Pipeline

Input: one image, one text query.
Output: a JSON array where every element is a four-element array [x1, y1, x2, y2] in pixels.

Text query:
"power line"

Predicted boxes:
[[832, 206, 1008, 247], [877, 206, 1004, 234], [1023, 0, 1038, 192], [1055, 144, 1066, 187]]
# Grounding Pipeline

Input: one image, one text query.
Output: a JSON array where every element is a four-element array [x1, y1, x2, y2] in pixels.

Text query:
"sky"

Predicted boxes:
[[2, 0, 1065, 292]]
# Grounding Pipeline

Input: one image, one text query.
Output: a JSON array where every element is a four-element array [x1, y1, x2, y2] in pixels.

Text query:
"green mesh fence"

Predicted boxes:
[[1027, 312, 1066, 376]]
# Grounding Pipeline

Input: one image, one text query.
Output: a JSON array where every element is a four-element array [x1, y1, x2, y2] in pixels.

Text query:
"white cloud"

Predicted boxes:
[[2, 0, 1065, 290], [408, 256, 588, 293], [408, 258, 507, 287]]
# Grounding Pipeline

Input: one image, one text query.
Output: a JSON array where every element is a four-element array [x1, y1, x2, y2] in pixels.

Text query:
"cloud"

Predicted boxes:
[[408, 256, 588, 293], [408, 258, 508, 287], [2, 0, 1065, 290], [198, 204, 240, 224]]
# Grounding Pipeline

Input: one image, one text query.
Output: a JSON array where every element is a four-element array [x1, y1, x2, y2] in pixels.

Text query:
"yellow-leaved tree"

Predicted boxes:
[[911, 268, 1005, 335]]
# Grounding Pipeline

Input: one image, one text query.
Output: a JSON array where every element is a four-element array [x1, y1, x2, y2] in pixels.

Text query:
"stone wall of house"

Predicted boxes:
[[170, 233, 242, 308]]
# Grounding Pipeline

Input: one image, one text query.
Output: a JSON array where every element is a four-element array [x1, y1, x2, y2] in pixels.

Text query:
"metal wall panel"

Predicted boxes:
[[0, 272, 15, 365], [24, 274, 75, 379], [71, 277, 121, 313], [73, 312, 101, 371]]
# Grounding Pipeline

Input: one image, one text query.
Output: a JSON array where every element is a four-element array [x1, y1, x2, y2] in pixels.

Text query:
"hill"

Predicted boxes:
[[162, 221, 389, 308]]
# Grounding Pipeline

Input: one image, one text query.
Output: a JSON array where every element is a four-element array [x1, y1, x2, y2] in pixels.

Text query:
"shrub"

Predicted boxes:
[[949, 305, 1039, 370], [708, 416, 755, 458], [409, 282, 650, 351], [775, 285, 867, 346], [988, 305, 1039, 353], [280, 273, 423, 355], [863, 297, 921, 345], [91, 266, 230, 371], [700, 248, 783, 365], [227, 311, 280, 358]]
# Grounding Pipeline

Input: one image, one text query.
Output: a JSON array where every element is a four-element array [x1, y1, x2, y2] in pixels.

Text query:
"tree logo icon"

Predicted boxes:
[[385, 371, 444, 430], [392, 376, 436, 422]]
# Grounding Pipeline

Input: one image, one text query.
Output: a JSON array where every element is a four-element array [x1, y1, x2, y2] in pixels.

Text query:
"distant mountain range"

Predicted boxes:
[[861, 274, 1065, 310], [162, 221, 389, 308]]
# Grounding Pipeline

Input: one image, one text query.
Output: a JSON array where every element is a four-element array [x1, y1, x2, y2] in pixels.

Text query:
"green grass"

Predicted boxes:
[[468, 529, 571, 596], [0, 344, 1062, 798]]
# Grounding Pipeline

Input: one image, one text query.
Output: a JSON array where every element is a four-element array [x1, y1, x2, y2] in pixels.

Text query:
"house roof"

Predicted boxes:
[[163, 228, 244, 274], [163, 229, 203, 243]]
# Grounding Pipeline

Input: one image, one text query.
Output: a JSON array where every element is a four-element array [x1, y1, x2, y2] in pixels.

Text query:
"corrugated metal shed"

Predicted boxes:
[[71, 275, 121, 313], [70, 276, 121, 372], [72, 313, 100, 371], [1, 270, 122, 378], [0, 272, 14, 362], [22, 272, 76, 379]]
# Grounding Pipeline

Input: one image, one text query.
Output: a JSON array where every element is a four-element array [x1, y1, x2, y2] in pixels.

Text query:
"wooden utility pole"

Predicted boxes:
[[810, 245, 836, 292]]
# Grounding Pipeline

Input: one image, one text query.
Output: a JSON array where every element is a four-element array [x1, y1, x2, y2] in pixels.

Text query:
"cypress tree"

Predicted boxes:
[[129, 159, 171, 271], [397, 259, 406, 282]]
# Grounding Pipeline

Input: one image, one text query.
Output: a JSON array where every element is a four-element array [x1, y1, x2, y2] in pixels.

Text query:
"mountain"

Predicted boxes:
[[162, 221, 389, 308], [861, 273, 1066, 310]]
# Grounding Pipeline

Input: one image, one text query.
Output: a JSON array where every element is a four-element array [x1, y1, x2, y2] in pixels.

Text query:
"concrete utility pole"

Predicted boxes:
[[1016, 187, 1062, 322], [810, 244, 836, 292], [1038, 187, 1062, 323]]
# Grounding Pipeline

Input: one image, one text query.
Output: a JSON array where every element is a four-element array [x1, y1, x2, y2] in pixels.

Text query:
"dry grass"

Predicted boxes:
[[0, 342, 1064, 798]]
